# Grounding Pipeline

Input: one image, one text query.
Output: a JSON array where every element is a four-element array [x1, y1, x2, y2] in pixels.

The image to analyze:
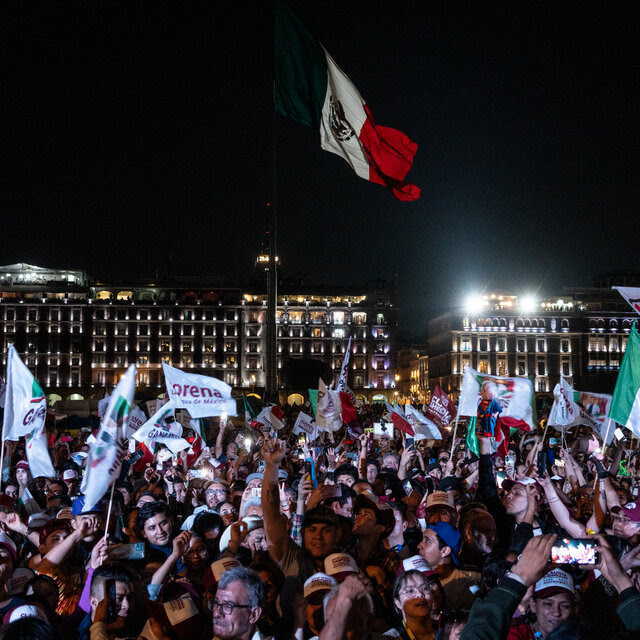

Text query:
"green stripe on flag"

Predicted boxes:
[[465, 417, 479, 457], [275, 0, 328, 128], [610, 323, 640, 429], [309, 389, 318, 416]]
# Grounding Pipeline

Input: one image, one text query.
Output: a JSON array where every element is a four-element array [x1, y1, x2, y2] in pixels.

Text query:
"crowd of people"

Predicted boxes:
[[1, 400, 640, 640]]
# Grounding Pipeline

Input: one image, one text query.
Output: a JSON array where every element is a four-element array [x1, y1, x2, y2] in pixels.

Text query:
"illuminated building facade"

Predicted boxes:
[[0, 264, 397, 401], [427, 279, 639, 400], [396, 346, 429, 403]]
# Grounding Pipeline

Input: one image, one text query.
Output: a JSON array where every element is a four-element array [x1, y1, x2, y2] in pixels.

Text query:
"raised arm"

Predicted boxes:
[[536, 473, 587, 537], [260, 438, 290, 564]]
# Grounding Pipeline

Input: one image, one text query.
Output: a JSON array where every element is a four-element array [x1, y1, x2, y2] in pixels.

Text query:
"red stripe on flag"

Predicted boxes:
[[359, 104, 420, 201], [389, 411, 415, 437]]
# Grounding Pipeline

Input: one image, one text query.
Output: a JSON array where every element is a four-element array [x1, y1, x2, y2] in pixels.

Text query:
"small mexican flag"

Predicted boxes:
[[275, 1, 420, 201], [610, 323, 640, 437]]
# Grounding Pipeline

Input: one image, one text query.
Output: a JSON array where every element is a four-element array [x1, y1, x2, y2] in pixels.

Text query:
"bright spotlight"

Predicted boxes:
[[519, 295, 537, 313], [465, 295, 486, 315]]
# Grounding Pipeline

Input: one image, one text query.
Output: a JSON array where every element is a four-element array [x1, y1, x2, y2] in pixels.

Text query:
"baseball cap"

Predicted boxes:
[[15, 461, 29, 472], [303, 572, 338, 601], [324, 553, 359, 581], [4, 568, 35, 596], [39, 518, 72, 546], [71, 494, 103, 516], [427, 522, 462, 568], [534, 569, 575, 599], [425, 491, 456, 512], [62, 469, 78, 481], [611, 502, 640, 523], [245, 472, 264, 485], [303, 505, 341, 529], [3, 603, 48, 626], [402, 555, 432, 574], [218, 516, 264, 552], [354, 491, 396, 538], [0, 533, 17, 563], [427, 462, 442, 473], [70, 451, 88, 467]]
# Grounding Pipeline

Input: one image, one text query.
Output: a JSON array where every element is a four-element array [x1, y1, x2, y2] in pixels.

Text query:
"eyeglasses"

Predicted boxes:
[[211, 599, 252, 615], [612, 514, 640, 527], [206, 489, 227, 496], [185, 547, 208, 558], [399, 584, 432, 597]]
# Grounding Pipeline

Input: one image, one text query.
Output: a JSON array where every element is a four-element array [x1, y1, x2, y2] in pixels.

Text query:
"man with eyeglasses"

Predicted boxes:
[[212, 566, 270, 640], [182, 480, 229, 531]]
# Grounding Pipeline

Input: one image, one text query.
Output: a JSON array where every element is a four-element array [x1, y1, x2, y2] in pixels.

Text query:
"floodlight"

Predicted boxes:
[[465, 295, 486, 315], [519, 295, 537, 313]]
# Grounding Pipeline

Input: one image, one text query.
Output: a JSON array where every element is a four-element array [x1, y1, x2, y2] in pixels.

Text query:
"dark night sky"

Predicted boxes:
[[4, 2, 640, 339]]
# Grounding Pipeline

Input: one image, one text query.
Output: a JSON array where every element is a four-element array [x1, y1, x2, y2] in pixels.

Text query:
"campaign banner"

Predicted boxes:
[[425, 385, 457, 427], [458, 367, 534, 430], [133, 400, 190, 454], [81, 365, 137, 509], [574, 388, 614, 444], [316, 379, 342, 432], [404, 404, 442, 439], [293, 411, 318, 439], [162, 362, 237, 418], [548, 378, 580, 428]]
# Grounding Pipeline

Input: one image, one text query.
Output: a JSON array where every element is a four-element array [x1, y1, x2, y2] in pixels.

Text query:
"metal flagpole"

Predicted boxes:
[[102, 481, 117, 544], [450, 415, 460, 458]]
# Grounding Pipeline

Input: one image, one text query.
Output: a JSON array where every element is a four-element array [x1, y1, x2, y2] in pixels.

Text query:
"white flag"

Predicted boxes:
[[548, 378, 581, 428], [458, 367, 535, 430], [1, 346, 56, 478], [81, 365, 137, 510], [336, 337, 352, 392], [613, 286, 640, 316], [133, 400, 190, 454], [293, 411, 318, 439], [404, 404, 442, 440], [162, 363, 236, 418], [3, 345, 47, 440], [316, 379, 342, 432], [127, 405, 146, 438], [254, 405, 285, 435], [26, 426, 56, 478]]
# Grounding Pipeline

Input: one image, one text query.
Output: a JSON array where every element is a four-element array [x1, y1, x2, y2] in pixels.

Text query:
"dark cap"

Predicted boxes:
[[303, 505, 341, 529]]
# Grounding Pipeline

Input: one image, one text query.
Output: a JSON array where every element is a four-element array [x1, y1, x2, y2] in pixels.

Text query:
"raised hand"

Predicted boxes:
[[262, 438, 287, 467], [172, 530, 192, 558], [510, 534, 557, 586]]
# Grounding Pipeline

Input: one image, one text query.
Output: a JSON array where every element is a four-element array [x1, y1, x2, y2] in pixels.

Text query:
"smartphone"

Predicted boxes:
[[250, 487, 262, 499], [537, 451, 547, 477], [405, 437, 415, 448], [190, 469, 207, 479], [496, 468, 507, 487], [108, 542, 146, 561], [555, 459, 565, 467], [298, 435, 306, 446], [550, 538, 599, 565], [345, 452, 358, 461], [402, 480, 413, 497], [373, 422, 394, 438], [615, 428, 625, 441], [104, 578, 117, 623], [128, 448, 145, 465]]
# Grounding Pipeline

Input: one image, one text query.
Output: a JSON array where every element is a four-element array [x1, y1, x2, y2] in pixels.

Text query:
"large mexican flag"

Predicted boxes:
[[610, 323, 640, 437], [275, 1, 420, 201]]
